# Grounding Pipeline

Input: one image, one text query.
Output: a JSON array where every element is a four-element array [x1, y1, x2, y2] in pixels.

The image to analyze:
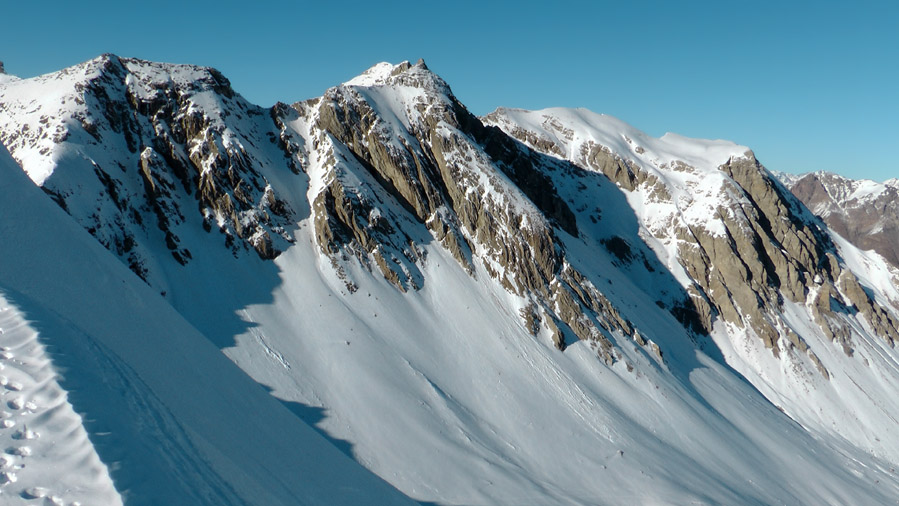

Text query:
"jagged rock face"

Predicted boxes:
[[778, 171, 899, 271], [485, 107, 899, 372], [0, 56, 644, 359], [275, 62, 637, 358], [2, 55, 897, 375], [0, 54, 294, 285]]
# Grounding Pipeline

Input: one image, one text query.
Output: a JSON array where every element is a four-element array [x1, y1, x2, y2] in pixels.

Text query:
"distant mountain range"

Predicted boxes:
[[776, 170, 899, 271], [1, 55, 898, 505]]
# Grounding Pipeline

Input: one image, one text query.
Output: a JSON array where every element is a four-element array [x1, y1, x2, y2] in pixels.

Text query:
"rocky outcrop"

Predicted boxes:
[[310, 149, 426, 293], [489, 109, 899, 371], [283, 61, 638, 358], [0, 55, 295, 284]]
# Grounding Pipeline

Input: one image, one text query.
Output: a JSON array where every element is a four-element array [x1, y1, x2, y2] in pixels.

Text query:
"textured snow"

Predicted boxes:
[[0, 143, 414, 505], [0, 295, 121, 504]]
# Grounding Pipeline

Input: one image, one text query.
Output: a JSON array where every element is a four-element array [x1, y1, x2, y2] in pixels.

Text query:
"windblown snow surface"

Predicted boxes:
[[0, 144, 413, 505], [1, 59, 899, 505]]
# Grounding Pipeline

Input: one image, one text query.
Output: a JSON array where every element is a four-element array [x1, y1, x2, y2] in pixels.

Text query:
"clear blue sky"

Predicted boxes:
[[2, 0, 896, 181]]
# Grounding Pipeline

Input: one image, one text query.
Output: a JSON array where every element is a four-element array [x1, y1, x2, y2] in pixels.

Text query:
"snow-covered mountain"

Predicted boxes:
[[2, 55, 899, 505], [775, 170, 899, 271]]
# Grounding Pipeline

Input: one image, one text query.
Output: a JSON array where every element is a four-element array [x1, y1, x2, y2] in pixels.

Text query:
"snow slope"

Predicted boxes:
[[227, 218, 899, 505], [219, 67, 899, 504], [486, 106, 899, 474], [0, 297, 120, 504], [0, 144, 414, 505]]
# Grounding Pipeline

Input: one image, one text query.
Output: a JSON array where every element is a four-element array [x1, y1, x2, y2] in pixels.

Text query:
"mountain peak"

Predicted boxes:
[[343, 61, 400, 86], [342, 59, 449, 95]]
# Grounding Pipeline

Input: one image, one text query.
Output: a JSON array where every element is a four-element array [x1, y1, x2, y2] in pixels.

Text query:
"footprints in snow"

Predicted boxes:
[[0, 324, 61, 504], [0, 299, 120, 505]]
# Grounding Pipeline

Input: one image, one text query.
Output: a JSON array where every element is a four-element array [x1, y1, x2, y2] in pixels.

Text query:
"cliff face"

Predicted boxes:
[[485, 107, 899, 374], [0, 55, 295, 285], [276, 61, 639, 358]]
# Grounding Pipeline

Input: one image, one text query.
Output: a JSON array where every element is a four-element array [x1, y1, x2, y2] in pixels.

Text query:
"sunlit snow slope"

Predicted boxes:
[[2, 56, 899, 505], [0, 295, 120, 504], [486, 106, 899, 471]]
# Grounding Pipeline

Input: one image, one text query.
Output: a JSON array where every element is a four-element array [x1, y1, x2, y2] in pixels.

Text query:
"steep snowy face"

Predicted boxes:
[[0, 54, 295, 287], [777, 171, 899, 270], [274, 60, 645, 358], [486, 107, 899, 463], [486, 107, 899, 358]]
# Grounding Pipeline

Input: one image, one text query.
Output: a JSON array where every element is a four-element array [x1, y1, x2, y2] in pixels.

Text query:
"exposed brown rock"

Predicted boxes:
[[0, 55, 296, 277], [291, 63, 637, 357], [783, 172, 899, 271], [493, 113, 899, 374]]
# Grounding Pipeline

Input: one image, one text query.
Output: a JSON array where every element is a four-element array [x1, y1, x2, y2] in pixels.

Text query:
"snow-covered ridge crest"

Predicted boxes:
[[487, 106, 750, 171], [343, 58, 447, 91], [343, 61, 399, 86], [484, 107, 760, 240]]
